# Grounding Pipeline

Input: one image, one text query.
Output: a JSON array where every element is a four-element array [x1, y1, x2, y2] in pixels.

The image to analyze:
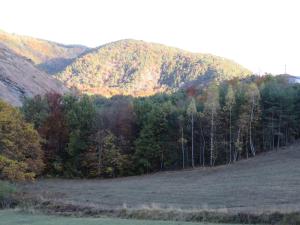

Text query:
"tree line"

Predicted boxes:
[[1, 75, 300, 180]]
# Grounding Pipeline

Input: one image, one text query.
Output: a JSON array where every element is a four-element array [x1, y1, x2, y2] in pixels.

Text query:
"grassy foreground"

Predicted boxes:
[[0, 210, 242, 225], [21, 144, 300, 214], [0, 181, 16, 208]]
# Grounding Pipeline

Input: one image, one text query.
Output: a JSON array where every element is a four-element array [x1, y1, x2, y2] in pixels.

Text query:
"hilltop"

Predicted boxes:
[[0, 30, 89, 74], [0, 44, 67, 105], [57, 39, 251, 96]]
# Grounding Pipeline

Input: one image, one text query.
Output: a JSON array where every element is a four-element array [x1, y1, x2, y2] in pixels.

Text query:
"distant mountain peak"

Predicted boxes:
[[0, 29, 89, 74]]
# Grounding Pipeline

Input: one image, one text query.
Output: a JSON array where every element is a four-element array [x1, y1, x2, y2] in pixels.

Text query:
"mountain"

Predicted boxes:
[[0, 30, 89, 74], [0, 30, 252, 98], [56, 39, 252, 97], [0, 44, 67, 106]]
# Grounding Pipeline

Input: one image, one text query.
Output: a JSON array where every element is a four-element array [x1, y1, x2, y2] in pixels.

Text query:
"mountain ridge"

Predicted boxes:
[[56, 39, 252, 97], [0, 30, 252, 100], [0, 30, 89, 74]]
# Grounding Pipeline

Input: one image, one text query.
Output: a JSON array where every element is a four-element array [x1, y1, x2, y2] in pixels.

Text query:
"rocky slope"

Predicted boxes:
[[0, 44, 67, 106], [57, 39, 252, 97]]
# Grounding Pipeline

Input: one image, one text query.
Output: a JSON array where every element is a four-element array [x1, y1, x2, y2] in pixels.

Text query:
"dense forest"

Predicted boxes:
[[57, 39, 251, 97], [1, 74, 300, 180]]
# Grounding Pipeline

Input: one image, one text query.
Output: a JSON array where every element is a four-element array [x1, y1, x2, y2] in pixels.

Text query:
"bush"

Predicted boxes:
[[0, 180, 16, 208], [0, 155, 35, 181]]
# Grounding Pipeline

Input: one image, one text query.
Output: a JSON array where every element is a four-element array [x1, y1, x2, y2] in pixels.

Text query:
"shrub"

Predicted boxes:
[[0, 180, 16, 208]]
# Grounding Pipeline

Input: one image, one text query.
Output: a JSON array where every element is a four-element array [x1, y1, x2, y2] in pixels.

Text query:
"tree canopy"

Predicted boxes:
[[15, 74, 300, 178]]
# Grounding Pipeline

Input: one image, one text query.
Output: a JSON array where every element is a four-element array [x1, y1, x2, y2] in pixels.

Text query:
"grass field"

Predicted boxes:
[[20, 143, 300, 216], [0, 210, 243, 225]]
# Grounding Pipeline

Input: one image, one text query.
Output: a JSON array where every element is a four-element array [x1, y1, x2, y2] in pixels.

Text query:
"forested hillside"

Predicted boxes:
[[57, 39, 251, 97], [1, 74, 296, 179], [0, 30, 88, 74]]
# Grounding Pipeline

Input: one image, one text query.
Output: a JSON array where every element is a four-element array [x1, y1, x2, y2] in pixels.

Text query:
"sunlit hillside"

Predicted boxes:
[[57, 39, 251, 96], [0, 30, 88, 74]]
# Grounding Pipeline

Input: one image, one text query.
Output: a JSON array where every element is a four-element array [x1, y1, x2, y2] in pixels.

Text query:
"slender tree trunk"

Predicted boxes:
[[96, 132, 103, 176], [181, 127, 185, 169], [262, 124, 265, 151], [285, 127, 288, 146], [210, 108, 214, 167], [97, 145, 102, 175], [186, 146, 189, 167], [277, 111, 281, 149], [200, 126, 205, 167], [246, 136, 249, 159], [234, 128, 241, 162], [191, 113, 195, 168], [249, 99, 255, 156], [271, 111, 275, 150], [229, 107, 232, 163], [160, 151, 164, 170]]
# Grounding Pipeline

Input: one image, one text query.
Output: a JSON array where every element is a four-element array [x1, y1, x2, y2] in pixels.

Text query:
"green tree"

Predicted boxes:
[[83, 130, 127, 178], [135, 101, 176, 173], [63, 95, 96, 177]]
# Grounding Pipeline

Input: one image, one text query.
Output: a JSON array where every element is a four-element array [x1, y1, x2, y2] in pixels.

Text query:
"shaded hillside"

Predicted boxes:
[[0, 44, 67, 106], [57, 39, 252, 97], [0, 30, 89, 74]]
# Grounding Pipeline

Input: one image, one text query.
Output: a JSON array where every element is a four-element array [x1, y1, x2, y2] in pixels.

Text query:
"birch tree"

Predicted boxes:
[[224, 85, 235, 163], [204, 84, 220, 166], [187, 98, 197, 168], [246, 83, 260, 156]]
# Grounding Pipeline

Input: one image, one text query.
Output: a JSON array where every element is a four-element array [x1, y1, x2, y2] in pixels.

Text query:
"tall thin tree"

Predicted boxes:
[[204, 84, 220, 166], [187, 98, 197, 168], [224, 85, 235, 163]]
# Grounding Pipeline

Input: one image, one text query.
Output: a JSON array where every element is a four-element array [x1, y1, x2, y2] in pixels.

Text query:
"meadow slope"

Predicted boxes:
[[21, 143, 300, 215]]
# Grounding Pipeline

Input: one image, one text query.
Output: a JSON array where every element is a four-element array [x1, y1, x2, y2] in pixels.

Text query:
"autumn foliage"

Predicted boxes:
[[1, 74, 300, 180], [0, 100, 44, 181]]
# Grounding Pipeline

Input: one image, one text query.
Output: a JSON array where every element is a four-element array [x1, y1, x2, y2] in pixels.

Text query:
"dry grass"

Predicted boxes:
[[18, 143, 300, 223], [2, 209, 241, 225]]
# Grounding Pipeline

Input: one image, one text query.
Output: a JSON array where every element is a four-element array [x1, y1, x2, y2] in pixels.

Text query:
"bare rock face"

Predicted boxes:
[[0, 44, 67, 106]]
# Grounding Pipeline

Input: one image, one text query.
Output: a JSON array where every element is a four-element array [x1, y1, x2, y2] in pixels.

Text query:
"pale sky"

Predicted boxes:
[[1, 0, 299, 75]]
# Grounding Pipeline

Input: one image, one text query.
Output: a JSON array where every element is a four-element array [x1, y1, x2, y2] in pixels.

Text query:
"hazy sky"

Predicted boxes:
[[1, 0, 299, 75]]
